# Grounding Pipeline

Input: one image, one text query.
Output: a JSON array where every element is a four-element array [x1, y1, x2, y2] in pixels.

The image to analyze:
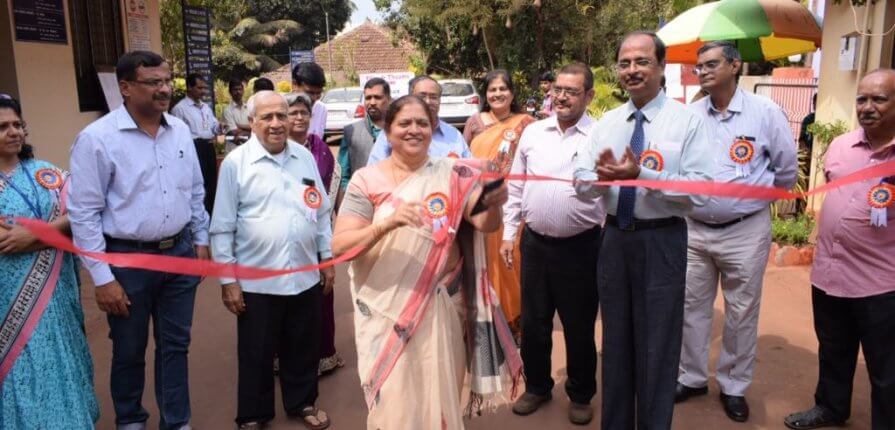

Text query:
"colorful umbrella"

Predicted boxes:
[[657, 0, 822, 64]]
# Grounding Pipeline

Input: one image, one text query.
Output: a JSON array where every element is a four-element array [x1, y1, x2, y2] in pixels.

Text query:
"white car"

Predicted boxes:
[[437, 79, 481, 129], [321, 87, 364, 135]]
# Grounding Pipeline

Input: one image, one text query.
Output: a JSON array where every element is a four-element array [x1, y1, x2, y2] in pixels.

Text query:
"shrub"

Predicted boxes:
[[771, 214, 815, 246]]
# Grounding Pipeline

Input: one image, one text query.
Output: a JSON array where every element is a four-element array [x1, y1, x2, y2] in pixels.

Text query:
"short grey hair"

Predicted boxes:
[[697, 41, 742, 63], [286, 92, 313, 112], [246, 90, 287, 118]]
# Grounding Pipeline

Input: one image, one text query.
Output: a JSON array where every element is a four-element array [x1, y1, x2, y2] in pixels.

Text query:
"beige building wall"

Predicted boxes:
[[811, 0, 894, 210], [2, 0, 162, 169], [816, 0, 894, 126]]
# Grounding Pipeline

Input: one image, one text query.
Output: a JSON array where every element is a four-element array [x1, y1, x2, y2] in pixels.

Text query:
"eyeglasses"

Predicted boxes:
[[692, 59, 726, 75], [131, 79, 174, 89], [615, 58, 655, 71], [288, 110, 311, 118], [552, 87, 584, 97]]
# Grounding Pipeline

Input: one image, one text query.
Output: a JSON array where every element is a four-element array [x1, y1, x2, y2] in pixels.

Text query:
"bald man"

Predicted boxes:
[[784, 69, 895, 430], [210, 91, 333, 429]]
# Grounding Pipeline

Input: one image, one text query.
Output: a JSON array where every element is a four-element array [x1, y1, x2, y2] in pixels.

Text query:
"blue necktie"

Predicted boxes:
[[616, 110, 644, 230]]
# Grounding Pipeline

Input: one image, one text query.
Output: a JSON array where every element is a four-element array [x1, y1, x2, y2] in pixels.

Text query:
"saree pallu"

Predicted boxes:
[[468, 113, 534, 327], [0, 159, 98, 429], [342, 158, 521, 430]]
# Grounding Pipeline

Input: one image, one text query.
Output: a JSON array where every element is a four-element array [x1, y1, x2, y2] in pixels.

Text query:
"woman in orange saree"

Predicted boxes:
[[333, 96, 522, 430], [463, 70, 535, 335]]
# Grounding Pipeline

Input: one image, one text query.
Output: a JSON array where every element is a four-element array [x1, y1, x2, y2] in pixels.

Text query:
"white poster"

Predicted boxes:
[[124, 0, 151, 51], [359, 72, 415, 98], [97, 72, 123, 111]]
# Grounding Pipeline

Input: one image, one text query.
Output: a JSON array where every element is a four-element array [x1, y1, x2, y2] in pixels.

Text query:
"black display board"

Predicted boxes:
[[13, 0, 68, 44], [182, 2, 214, 105]]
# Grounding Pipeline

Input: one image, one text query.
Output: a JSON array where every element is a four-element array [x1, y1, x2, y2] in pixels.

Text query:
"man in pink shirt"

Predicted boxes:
[[784, 69, 895, 430]]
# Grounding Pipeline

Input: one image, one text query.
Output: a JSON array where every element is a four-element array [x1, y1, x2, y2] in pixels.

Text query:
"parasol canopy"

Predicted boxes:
[[657, 0, 823, 64]]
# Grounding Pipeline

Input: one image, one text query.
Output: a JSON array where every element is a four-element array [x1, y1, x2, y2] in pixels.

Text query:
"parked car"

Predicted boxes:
[[321, 86, 364, 136], [437, 79, 481, 129]]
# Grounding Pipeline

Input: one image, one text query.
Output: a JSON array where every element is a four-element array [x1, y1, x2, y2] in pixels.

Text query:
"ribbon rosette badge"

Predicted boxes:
[[303, 187, 322, 209], [639, 150, 664, 172], [35, 169, 63, 190], [730, 139, 755, 178], [868, 183, 894, 227], [425, 192, 449, 232]]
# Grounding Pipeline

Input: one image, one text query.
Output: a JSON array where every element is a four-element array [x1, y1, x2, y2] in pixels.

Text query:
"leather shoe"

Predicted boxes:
[[512, 392, 552, 416], [720, 393, 749, 422], [568, 402, 593, 425], [674, 382, 708, 403], [784, 406, 846, 429]]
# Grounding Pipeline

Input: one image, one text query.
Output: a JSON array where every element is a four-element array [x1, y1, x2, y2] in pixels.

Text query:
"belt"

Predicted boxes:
[[104, 230, 185, 251], [523, 224, 601, 243], [193, 138, 213, 144], [691, 210, 760, 229], [605, 214, 683, 232]]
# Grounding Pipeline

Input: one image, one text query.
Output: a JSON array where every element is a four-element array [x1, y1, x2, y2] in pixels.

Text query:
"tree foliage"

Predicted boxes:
[[160, 0, 354, 82], [375, 0, 707, 81]]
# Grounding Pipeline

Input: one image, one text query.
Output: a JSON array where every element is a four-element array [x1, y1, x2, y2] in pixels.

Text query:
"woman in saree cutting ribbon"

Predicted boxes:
[[286, 92, 344, 376], [0, 97, 98, 428], [463, 70, 534, 338], [333, 95, 523, 430]]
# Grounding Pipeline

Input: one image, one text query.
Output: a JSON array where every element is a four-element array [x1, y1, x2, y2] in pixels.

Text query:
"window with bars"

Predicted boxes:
[[69, 0, 125, 112]]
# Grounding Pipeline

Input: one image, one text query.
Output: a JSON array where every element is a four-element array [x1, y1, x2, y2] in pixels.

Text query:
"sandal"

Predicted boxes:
[[296, 405, 330, 430], [318, 353, 345, 376]]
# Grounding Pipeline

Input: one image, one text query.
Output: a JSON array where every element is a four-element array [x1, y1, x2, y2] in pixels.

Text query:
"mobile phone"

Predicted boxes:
[[470, 178, 505, 216]]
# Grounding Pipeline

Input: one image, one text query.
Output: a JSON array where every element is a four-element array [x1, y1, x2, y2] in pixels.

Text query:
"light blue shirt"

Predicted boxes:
[[687, 89, 798, 224], [69, 105, 210, 286], [171, 96, 219, 139], [574, 92, 713, 219], [210, 136, 333, 295], [366, 119, 470, 165]]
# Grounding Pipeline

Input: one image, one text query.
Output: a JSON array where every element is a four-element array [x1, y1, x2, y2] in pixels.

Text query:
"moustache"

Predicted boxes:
[[153, 94, 171, 101]]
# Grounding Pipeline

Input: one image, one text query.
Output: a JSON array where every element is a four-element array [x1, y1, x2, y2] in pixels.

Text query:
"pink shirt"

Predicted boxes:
[[811, 129, 895, 298], [503, 114, 604, 241]]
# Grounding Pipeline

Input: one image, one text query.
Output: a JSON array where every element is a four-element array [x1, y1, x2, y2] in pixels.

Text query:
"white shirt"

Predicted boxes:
[[69, 106, 210, 286], [222, 101, 250, 133], [503, 114, 604, 241], [210, 136, 333, 295], [171, 97, 219, 139], [687, 89, 798, 223], [310, 101, 327, 137], [367, 120, 471, 165], [574, 92, 713, 219]]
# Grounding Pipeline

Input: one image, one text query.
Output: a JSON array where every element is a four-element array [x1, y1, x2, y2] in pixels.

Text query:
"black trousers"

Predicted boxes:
[[236, 285, 322, 425], [599, 220, 687, 430], [193, 138, 217, 216], [812, 286, 895, 429], [520, 225, 600, 404]]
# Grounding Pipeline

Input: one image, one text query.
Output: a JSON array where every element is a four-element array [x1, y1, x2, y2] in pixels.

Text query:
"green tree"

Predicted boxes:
[[161, 0, 354, 82]]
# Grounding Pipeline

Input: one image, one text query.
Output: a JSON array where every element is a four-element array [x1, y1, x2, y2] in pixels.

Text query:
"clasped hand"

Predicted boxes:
[[595, 147, 641, 181]]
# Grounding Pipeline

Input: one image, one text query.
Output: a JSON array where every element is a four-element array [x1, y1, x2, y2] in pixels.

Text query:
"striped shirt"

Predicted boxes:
[[503, 114, 604, 241]]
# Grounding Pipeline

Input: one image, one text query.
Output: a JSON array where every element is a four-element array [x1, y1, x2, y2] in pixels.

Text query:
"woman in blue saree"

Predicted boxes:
[[0, 97, 98, 428]]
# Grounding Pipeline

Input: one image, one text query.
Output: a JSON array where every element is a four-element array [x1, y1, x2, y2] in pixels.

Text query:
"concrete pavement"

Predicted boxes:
[[81, 264, 872, 429]]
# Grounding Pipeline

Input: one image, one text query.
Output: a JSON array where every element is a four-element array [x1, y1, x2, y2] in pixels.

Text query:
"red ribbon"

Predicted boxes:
[[14, 159, 895, 281], [15, 217, 364, 280]]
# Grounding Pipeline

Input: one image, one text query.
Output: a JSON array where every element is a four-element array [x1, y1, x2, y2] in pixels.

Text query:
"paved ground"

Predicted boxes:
[[80, 263, 873, 430]]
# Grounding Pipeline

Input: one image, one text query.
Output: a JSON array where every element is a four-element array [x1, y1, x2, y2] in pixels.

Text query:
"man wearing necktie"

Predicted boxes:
[[574, 31, 712, 429]]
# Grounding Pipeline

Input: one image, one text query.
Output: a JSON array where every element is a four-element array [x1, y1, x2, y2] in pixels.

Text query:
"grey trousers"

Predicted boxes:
[[678, 208, 771, 396], [599, 219, 687, 430]]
